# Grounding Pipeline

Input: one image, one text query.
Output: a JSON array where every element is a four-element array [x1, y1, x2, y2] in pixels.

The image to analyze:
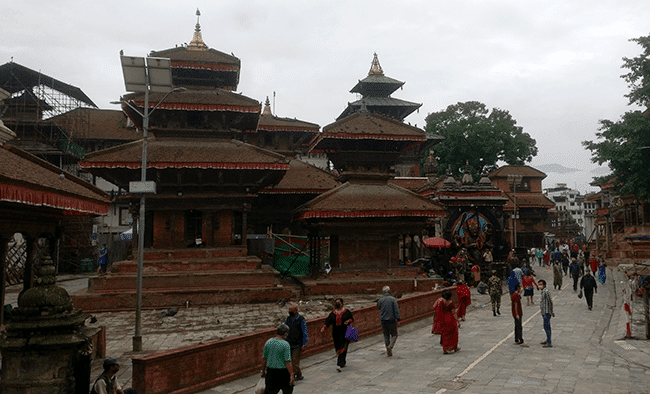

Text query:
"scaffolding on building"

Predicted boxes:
[[0, 62, 96, 173]]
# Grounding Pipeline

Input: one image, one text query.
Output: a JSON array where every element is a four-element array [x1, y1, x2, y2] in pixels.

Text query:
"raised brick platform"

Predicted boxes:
[[295, 267, 443, 296], [70, 247, 288, 312]]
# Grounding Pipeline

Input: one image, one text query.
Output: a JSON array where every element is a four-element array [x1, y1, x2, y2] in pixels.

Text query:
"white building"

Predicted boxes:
[[544, 183, 586, 237]]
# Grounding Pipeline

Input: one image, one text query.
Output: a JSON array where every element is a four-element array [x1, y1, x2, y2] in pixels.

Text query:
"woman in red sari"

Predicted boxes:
[[436, 290, 460, 354]]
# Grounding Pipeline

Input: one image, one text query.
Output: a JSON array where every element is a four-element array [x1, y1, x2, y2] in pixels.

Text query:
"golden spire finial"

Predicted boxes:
[[368, 52, 384, 76], [188, 8, 208, 51]]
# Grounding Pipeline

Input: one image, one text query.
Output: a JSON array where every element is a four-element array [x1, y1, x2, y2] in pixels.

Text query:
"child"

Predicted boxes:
[[521, 271, 539, 305]]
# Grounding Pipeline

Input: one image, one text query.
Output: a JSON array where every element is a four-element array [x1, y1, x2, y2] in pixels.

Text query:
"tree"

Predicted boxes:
[[583, 34, 650, 200], [423, 101, 538, 179]]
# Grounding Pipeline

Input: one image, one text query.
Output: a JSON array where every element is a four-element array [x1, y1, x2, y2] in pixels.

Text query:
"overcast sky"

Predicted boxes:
[[3, 0, 649, 193]]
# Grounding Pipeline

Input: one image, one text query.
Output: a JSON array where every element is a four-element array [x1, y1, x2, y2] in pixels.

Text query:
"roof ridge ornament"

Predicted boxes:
[[368, 52, 384, 76], [262, 96, 273, 116], [188, 8, 208, 51]]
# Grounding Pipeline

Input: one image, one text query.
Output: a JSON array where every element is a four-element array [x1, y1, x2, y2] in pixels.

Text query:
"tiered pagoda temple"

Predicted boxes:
[[296, 111, 446, 271], [73, 12, 296, 310], [81, 14, 289, 250], [338, 54, 442, 177], [337, 53, 422, 121]]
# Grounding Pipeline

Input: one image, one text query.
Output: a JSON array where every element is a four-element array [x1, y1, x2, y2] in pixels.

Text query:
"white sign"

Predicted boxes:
[[129, 181, 157, 194]]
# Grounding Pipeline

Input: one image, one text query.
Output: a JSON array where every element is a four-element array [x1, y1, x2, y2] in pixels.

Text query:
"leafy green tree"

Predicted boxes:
[[583, 34, 650, 200], [423, 101, 538, 179]]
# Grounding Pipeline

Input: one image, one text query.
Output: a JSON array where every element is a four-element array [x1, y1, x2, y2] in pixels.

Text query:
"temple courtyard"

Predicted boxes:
[[5, 265, 650, 393]]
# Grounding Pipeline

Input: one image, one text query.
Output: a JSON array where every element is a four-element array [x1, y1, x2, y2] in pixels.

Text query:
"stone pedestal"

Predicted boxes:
[[0, 254, 93, 394]]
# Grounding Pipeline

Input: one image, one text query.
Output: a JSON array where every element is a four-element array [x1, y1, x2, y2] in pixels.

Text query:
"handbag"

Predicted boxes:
[[254, 378, 265, 394], [578, 290, 583, 299], [344, 325, 358, 342]]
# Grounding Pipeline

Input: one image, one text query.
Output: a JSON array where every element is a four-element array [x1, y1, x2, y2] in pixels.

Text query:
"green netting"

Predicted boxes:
[[272, 235, 330, 276], [273, 254, 310, 276]]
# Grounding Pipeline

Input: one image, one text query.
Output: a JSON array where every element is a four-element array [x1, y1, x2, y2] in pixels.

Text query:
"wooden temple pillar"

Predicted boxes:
[[308, 230, 321, 277], [241, 210, 248, 247], [0, 233, 7, 328]]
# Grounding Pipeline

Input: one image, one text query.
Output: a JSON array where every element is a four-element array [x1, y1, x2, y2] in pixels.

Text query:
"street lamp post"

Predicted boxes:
[[117, 55, 180, 352], [508, 174, 523, 248]]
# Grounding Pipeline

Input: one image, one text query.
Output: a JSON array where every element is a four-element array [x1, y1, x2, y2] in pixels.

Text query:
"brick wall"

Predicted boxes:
[[132, 287, 456, 394]]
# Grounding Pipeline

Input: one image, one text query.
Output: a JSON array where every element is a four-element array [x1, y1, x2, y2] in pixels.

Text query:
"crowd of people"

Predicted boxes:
[[255, 241, 606, 393]]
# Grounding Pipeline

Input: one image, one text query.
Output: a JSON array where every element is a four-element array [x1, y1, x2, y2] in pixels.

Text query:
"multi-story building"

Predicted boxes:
[[544, 183, 586, 238]]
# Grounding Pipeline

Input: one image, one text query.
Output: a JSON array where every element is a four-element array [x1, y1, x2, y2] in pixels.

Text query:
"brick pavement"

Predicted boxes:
[[198, 266, 650, 394]]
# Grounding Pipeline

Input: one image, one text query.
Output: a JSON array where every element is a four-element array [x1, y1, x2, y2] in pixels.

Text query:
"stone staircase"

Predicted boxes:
[[70, 247, 294, 312]]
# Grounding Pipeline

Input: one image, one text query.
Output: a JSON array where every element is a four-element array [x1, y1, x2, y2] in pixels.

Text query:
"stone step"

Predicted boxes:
[[324, 267, 423, 280], [296, 275, 442, 296], [87, 271, 276, 292], [112, 255, 261, 274], [70, 286, 294, 312], [143, 246, 247, 261]]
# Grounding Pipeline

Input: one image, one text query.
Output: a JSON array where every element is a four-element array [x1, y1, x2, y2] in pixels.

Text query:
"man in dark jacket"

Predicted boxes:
[[569, 258, 581, 292], [284, 303, 308, 380], [580, 272, 598, 310]]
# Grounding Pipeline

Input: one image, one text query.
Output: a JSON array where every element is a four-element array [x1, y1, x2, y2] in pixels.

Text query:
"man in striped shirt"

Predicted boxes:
[[538, 279, 555, 348]]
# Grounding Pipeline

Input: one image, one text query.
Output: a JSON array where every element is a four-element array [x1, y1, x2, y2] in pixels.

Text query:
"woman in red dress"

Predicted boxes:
[[435, 290, 460, 354], [455, 280, 471, 321]]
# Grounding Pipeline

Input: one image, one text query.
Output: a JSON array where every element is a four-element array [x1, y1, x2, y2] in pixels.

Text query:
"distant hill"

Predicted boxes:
[[535, 163, 580, 174]]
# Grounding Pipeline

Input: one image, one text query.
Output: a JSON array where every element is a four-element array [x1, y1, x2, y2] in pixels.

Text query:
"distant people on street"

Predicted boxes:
[[536, 248, 544, 267], [513, 266, 523, 284], [471, 264, 481, 287], [577, 249, 585, 275], [483, 249, 493, 265], [436, 289, 460, 354], [552, 248, 562, 265], [553, 262, 563, 290], [543, 249, 550, 267], [590, 256, 599, 276], [511, 283, 528, 347], [377, 286, 400, 357], [90, 357, 137, 394], [488, 270, 502, 317], [456, 279, 471, 321], [561, 253, 570, 276], [97, 244, 108, 274], [284, 303, 308, 381], [598, 260, 607, 284], [321, 297, 354, 372], [521, 271, 538, 306], [570, 258, 582, 292], [580, 271, 598, 310], [261, 324, 294, 394], [538, 279, 554, 348]]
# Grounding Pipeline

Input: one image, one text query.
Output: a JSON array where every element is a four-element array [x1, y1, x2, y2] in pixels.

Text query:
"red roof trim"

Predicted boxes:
[[132, 101, 261, 113], [80, 161, 289, 170], [297, 210, 445, 219], [438, 191, 503, 197], [320, 134, 426, 142], [0, 183, 109, 215], [171, 61, 239, 72], [260, 189, 329, 194], [258, 126, 319, 132]]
